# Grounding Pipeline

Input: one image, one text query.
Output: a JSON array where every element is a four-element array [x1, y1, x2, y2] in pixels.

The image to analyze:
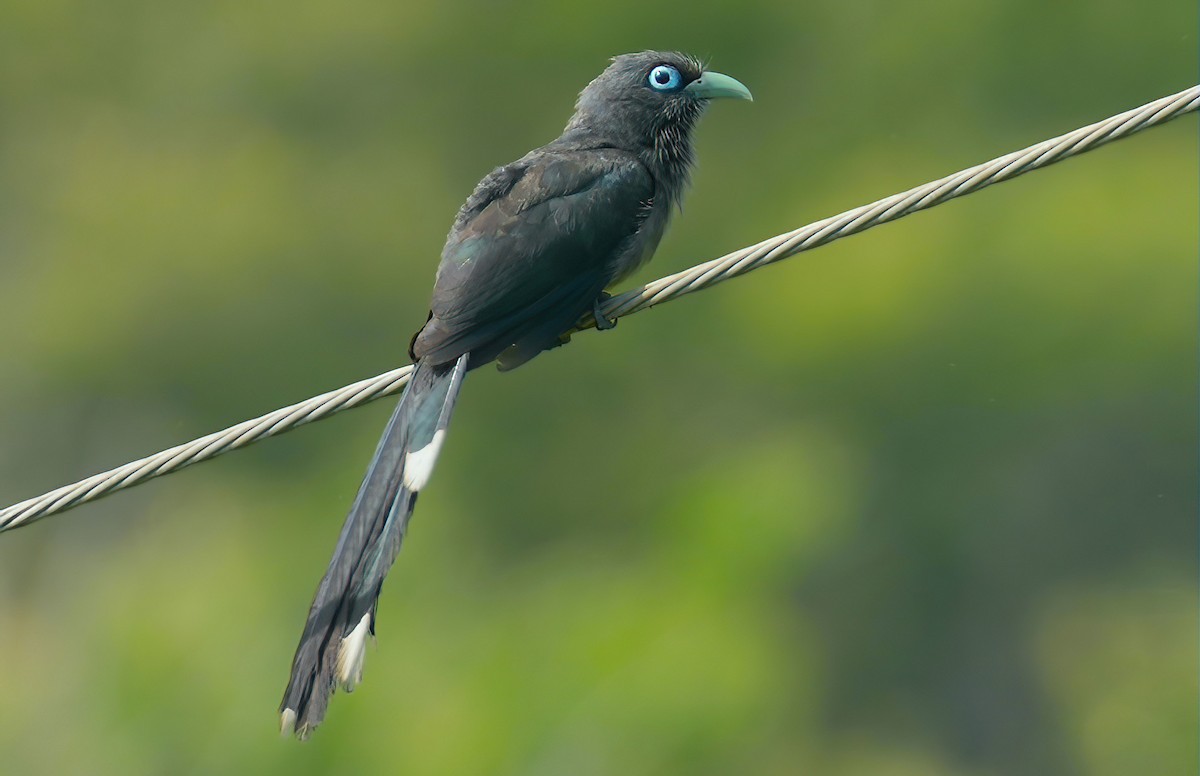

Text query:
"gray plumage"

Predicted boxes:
[[280, 50, 751, 739]]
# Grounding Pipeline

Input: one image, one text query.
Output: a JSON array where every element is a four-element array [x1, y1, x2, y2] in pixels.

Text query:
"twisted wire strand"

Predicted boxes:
[[3, 85, 1196, 533]]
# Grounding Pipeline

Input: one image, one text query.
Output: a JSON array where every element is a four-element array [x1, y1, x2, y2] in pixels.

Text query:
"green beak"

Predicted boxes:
[[685, 70, 753, 102]]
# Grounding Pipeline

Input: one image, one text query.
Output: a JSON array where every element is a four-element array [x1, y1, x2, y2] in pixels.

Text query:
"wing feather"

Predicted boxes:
[[412, 150, 654, 366]]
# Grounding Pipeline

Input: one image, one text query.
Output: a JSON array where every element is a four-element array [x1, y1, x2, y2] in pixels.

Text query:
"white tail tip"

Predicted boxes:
[[335, 613, 372, 692], [280, 708, 297, 737], [402, 430, 446, 491]]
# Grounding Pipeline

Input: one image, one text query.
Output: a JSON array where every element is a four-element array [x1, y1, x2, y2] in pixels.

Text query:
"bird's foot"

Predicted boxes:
[[592, 293, 617, 331]]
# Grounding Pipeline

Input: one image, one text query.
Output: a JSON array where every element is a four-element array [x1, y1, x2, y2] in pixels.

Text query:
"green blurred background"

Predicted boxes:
[[0, 1, 1194, 774]]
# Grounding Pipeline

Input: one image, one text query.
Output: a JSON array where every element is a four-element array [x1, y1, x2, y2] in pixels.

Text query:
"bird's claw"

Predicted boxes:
[[593, 293, 617, 331]]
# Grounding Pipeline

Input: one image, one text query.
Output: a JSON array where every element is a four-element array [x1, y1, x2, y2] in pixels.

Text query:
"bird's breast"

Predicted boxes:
[[608, 199, 671, 286]]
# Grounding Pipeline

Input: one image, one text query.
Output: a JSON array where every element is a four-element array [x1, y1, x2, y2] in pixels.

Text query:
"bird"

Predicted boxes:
[[279, 50, 752, 739]]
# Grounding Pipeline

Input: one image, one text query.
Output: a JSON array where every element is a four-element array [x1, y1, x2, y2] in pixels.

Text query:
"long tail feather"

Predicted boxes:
[[280, 353, 468, 739]]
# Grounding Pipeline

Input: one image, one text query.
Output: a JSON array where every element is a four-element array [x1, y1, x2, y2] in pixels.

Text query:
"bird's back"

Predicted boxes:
[[410, 145, 659, 369]]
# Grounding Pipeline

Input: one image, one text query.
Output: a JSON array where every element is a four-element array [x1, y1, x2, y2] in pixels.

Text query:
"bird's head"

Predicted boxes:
[[564, 51, 752, 186]]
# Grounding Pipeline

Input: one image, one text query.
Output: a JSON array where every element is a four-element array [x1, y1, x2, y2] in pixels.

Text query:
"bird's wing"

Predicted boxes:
[[411, 149, 654, 365]]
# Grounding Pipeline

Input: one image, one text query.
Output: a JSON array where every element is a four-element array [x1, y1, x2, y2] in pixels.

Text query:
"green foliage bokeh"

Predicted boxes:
[[0, 1, 1194, 774]]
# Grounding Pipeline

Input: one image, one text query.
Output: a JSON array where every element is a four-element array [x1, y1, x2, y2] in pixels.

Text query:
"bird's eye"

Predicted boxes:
[[647, 65, 682, 92]]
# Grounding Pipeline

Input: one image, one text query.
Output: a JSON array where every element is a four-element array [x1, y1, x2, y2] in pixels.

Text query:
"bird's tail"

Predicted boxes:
[[280, 353, 469, 739]]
